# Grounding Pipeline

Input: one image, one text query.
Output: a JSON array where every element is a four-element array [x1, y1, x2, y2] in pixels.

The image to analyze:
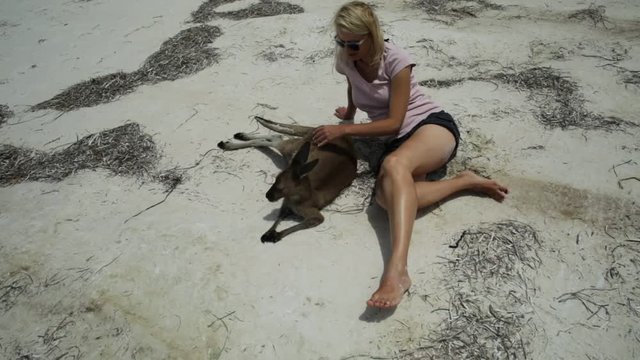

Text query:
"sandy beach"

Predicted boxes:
[[1, 0, 639, 359]]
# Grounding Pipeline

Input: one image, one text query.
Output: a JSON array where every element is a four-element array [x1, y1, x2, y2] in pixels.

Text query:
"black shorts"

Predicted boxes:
[[375, 110, 460, 178]]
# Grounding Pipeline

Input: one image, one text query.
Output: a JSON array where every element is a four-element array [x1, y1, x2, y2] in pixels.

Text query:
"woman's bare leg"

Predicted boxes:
[[413, 170, 508, 208], [368, 125, 508, 308], [370, 157, 417, 308]]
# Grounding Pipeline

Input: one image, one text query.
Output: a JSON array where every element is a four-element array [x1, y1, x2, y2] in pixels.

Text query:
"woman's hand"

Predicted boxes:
[[312, 125, 346, 147], [334, 106, 354, 120]]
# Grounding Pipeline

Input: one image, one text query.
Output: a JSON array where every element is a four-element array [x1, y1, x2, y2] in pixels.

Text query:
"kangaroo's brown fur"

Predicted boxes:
[[217, 116, 357, 243]]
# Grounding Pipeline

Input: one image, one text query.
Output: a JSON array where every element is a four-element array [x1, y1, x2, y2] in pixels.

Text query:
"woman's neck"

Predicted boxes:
[[356, 58, 374, 69]]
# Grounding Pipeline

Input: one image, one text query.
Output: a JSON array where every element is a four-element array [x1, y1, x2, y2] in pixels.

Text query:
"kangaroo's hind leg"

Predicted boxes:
[[217, 133, 284, 150], [238, 134, 307, 159], [233, 133, 282, 142], [217, 134, 303, 160]]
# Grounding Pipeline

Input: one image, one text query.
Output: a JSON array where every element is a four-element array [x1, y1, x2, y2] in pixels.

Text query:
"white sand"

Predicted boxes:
[[1, 0, 639, 359]]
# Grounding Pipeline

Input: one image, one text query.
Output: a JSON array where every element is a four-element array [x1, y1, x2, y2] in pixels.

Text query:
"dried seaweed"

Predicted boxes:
[[568, 5, 610, 28], [553, 227, 640, 324], [191, 0, 304, 23], [0, 258, 128, 360], [216, 1, 304, 21], [138, 25, 222, 82], [155, 168, 185, 193], [0, 272, 33, 313], [418, 78, 466, 89], [488, 67, 632, 130], [619, 68, 640, 86], [304, 49, 334, 65], [257, 44, 296, 62], [191, 0, 242, 23], [400, 221, 541, 360], [603, 228, 640, 319], [414, 0, 503, 21], [0, 104, 14, 126], [598, 63, 640, 88], [0, 123, 159, 186], [32, 25, 222, 112], [556, 288, 614, 321], [31, 72, 142, 113], [422, 67, 635, 131]]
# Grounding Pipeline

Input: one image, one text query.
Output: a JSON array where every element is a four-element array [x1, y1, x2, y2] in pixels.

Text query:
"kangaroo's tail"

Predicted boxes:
[[255, 116, 314, 137]]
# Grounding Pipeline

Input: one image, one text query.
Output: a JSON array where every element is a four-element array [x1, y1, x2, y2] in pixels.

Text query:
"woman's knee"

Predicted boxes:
[[379, 153, 410, 177]]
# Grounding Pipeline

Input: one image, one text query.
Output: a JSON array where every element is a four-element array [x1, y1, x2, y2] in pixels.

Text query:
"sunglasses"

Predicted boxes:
[[334, 36, 366, 51]]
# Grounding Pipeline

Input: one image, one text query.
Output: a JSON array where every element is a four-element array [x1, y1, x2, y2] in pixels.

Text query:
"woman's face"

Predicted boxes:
[[336, 30, 370, 62]]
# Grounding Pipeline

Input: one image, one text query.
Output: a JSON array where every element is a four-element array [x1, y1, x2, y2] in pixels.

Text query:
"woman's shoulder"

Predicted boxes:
[[382, 41, 414, 76], [383, 41, 411, 61]]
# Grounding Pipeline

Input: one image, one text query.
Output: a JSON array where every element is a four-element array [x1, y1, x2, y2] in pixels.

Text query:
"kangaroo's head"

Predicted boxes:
[[266, 141, 319, 202]]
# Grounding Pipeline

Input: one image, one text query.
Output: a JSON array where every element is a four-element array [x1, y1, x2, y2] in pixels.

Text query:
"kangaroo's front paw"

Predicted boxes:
[[261, 230, 281, 243]]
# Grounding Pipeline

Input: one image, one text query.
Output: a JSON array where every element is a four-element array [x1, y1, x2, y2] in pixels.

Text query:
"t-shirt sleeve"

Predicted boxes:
[[385, 44, 416, 79]]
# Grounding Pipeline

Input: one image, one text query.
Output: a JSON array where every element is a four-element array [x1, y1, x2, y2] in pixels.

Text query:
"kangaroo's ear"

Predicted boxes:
[[292, 141, 311, 167], [294, 158, 319, 179]]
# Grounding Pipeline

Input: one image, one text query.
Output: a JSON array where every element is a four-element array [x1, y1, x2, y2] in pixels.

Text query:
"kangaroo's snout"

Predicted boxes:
[[266, 188, 276, 202], [265, 181, 282, 202]]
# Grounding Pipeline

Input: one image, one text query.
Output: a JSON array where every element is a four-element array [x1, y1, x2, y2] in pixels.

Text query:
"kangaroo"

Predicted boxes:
[[217, 116, 357, 243]]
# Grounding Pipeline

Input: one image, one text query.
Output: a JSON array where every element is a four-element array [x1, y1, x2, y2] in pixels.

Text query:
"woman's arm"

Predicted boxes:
[[313, 66, 412, 145], [335, 78, 357, 120]]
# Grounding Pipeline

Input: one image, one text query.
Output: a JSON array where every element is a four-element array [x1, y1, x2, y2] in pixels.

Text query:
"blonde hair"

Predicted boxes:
[[333, 1, 385, 66]]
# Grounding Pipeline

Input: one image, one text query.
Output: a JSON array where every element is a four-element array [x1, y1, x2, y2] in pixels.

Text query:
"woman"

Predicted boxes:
[[312, 1, 509, 308]]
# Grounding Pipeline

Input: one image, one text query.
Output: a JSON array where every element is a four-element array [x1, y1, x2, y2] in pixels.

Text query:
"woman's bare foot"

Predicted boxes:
[[367, 267, 412, 308], [458, 170, 509, 202]]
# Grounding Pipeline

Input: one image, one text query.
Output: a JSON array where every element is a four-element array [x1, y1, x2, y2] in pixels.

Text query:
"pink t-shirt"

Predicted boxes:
[[336, 41, 442, 138]]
